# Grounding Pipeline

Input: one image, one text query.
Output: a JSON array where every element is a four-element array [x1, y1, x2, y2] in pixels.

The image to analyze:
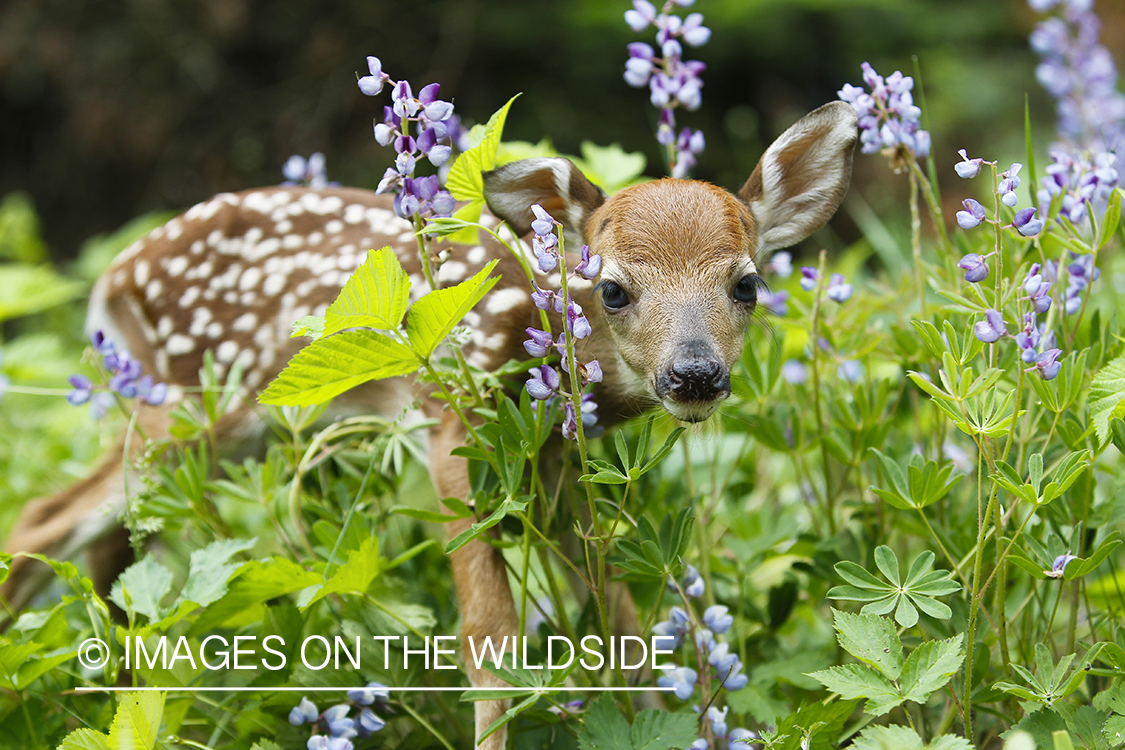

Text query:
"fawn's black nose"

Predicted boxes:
[[657, 342, 730, 404]]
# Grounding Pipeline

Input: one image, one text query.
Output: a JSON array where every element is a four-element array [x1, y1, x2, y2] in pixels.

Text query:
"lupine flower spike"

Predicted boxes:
[[838, 62, 931, 168], [358, 56, 456, 219], [68, 332, 167, 419], [622, 0, 710, 177]]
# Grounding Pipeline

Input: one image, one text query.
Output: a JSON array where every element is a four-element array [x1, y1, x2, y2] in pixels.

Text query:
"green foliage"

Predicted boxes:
[[829, 546, 961, 627], [576, 695, 697, 750], [808, 611, 964, 716]]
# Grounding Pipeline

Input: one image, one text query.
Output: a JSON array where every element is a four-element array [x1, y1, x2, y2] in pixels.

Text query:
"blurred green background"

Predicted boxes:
[[3, 0, 1123, 260]]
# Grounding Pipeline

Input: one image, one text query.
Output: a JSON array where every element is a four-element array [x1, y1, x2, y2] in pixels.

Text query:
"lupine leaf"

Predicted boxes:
[[407, 261, 499, 358], [323, 247, 410, 336], [259, 329, 418, 406], [874, 546, 900, 586]]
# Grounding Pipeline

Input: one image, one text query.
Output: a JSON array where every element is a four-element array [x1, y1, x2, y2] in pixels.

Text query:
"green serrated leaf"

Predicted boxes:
[[109, 556, 174, 621], [302, 536, 384, 609], [106, 692, 165, 750], [259, 329, 418, 406], [577, 694, 634, 750], [446, 95, 521, 203], [900, 634, 965, 703], [407, 261, 499, 358], [833, 610, 903, 680], [631, 708, 698, 749], [323, 247, 410, 335], [1089, 355, 1125, 443], [808, 664, 903, 716]]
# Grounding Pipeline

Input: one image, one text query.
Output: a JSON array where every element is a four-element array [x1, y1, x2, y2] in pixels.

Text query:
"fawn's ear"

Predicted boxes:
[[483, 158, 606, 242], [738, 101, 858, 255]]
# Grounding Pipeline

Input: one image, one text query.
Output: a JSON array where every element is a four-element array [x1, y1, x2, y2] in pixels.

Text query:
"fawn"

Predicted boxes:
[[2, 101, 856, 748]]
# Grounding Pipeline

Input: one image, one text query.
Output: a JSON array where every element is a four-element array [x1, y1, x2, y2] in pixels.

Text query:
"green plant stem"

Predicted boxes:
[[909, 167, 926, 317], [808, 250, 837, 535], [962, 482, 999, 741], [413, 214, 439, 292], [908, 159, 953, 252]]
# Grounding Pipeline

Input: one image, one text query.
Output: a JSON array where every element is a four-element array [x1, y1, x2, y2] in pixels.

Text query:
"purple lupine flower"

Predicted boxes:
[[1029, 1, 1125, 154], [729, 728, 759, 746], [652, 620, 684, 649], [998, 163, 1023, 207], [575, 244, 602, 280], [580, 393, 601, 434], [974, 309, 1008, 343], [702, 604, 733, 634], [1033, 348, 1063, 380], [357, 708, 385, 734], [357, 56, 388, 96], [526, 365, 560, 400], [839, 62, 930, 159], [957, 198, 987, 229], [567, 301, 592, 339], [958, 253, 990, 283], [955, 148, 985, 178], [1016, 312, 1042, 363], [656, 666, 698, 701], [799, 266, 819, 292], [562, 401, 579, 440], [685, 574, 705, 598], [1012, 207, 1044, 236], [1048, 552, 1078, 578], [347, 682, 389, 706], [781, 359, 808, 385], [281, 153, 333, 189], [757, 287, 789, 316], [694, 628, 715, 652], [825, 273, 853, 303], [323, 704, 357, 738], [691, 740, 708, 750], [623, 0, 709, 178], [715, 660, 748, 691], [584, 360, 604, 384], [66, 375, 93, 406], [1024, 264, 1054, 312], [706, 706, 729, 738], [524, 328, 554, 358], [769, 250, 793, 278]]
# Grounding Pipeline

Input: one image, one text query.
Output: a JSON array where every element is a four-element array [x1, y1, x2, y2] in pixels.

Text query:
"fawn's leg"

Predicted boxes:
[[430, 411, 518, 750]]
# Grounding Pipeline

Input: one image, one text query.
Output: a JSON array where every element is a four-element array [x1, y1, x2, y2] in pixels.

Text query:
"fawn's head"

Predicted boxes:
[[485, 102, 858, 422]]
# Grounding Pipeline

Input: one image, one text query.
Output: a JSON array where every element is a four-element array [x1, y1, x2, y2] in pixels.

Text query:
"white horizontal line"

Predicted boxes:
[[75, 686, 673, 693]]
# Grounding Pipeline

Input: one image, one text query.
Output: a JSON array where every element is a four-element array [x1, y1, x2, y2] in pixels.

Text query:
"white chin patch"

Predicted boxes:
[[662, 398, 723, 423]]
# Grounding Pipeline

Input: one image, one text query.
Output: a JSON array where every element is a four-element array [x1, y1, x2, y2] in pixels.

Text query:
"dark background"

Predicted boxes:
[[2, 0, 1123, 259]]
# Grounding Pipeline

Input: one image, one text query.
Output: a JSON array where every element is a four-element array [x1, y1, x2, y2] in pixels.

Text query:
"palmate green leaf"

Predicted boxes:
[[807, 664, 904, 716], [834, 561, 894, 592], [259, 329, 418, 406], [109, 555, 174, 621], [900, 634, 965, 703], [826, 585, 891, 602], [407, 260, 500, 358], [1089, 355, 1125, 443], [323, 247, 410, 336], [874, 546, 900, 585], [832, 610, 903, 680]]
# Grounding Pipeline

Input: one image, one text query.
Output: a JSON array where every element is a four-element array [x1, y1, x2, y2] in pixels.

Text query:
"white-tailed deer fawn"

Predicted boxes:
[[2, 101, 856, 749]]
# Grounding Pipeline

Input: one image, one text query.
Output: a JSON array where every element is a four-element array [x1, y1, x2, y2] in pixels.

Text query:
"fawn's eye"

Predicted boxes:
[[733, 274, 762, 304], [600, 281, 630, 310]]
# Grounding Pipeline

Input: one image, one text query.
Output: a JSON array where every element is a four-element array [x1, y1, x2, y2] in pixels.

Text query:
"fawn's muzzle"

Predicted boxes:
[[656, 341, 731, 412]]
